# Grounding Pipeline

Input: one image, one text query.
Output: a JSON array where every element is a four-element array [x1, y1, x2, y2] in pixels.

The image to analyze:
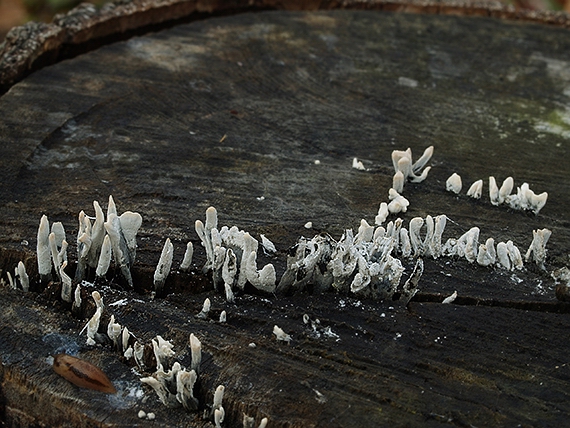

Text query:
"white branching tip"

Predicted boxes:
[[213, 385, 225, 410], [107, 315, 122, 348], [507, 240, 523, 270], [107, 195, 117, 218], [219, 311, 227, 323], [205, 206, 218, 231], [352, 157, 365, 170], [119, 211, 143, 261], [49, 233, 61, 281], [273, 325, 291, 343], [196, 298, 211, 319], [214, 408, 225, 428], [525, 228, 551, 269], [409, 217, 424, 257], [258, 418, 269, 428], [456, 227, 479, 263], [72, 284, 82, 313], [356, 219, 374, 243], [85, 306, 102, 346], [92, 290, 104, 310], [387, 189, 410, 214], [140, 376, 177, 407], [222, 249, 237, 302], [442, 290, 457, 304], [496, 242, 510, 270], [96, 235, 112, 278], [446, 173, 462, 194], [392, 170, 405, 194], [60, 261, 72, 302], [152, 335, 175, 372], [180, 242, 194, 271], [260, 234, 277, 254], [375, 202, 389, 225], [489, 176, 500, 205], [122, 326, 130, 352], [88, 201, 105, 268], [476, 238, 496, 267], [16, 261, 29, 292], [176, 368, 198, 411], [154, 238, 174, 292], [498, 177, 514, 204], [391, 146, 433, 187], [37, 215, 51, 280], [467, 179, 483, 199], [399, 228, 412, 258], [189, 333, 202, 374]]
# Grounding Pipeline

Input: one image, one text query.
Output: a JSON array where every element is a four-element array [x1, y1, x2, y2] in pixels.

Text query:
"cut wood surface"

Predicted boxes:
[[1, 6, 570, 427]]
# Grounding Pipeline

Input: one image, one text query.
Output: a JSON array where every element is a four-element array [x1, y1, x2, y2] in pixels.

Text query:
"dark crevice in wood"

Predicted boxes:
[[412, 292, 570, 313]]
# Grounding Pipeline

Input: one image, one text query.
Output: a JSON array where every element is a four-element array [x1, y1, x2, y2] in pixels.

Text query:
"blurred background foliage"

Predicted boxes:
[[0, 0, 569, 42]]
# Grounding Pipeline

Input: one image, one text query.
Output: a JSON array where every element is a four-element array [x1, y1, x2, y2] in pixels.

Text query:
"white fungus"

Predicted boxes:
[[189, 333, 202, 374], [260, 234, 277, 254], [95, 235, 112, 278], [391, 146, 433, 190], [154, 238, 174, 292], [446, 173, 462, 194], [37, 215, 52, 281], [273, 325, 291, 343], [352, 157, 366, 170], [16, 261, 29, 292], [60, 261, 72, 302], [196, 298, 211, 319], [467, 179, 483, 199], [180, 242, 194, 271], [525, 228, 551, 269], [442, 290, 457, 304]]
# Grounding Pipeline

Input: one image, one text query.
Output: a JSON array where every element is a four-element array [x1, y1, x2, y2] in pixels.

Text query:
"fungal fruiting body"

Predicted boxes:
[[52, 354, 116, 394], [180, 242, 194, 271], [467, 179, 483, 199], [525, 228, 552, 269], [37, 215, 52, 282], [273, 325, 291, 343], [446, 173, 462, 194], [352, 157, 365, 170], [196, 298, 211, 319], [189, 333, 201, 374], [16, 261, 29, 292], [154, 238, 174, 292], [442, 290, 457, 304]]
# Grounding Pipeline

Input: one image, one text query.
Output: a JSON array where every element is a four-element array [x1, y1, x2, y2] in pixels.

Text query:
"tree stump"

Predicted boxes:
[[1, 2, 570, 427]]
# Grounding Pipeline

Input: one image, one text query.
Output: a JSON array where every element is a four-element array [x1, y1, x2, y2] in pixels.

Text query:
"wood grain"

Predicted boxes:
[[1, 8, 570, 427]]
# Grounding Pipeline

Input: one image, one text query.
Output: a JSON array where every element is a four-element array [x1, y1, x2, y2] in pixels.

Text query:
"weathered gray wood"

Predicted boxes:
[[1, 8, 570, 427], [3, 0, 570, 94]]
